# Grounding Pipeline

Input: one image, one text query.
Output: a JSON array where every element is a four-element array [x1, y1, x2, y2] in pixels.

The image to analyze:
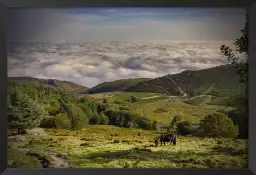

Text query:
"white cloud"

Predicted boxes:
[[8, 41, 247, 88]]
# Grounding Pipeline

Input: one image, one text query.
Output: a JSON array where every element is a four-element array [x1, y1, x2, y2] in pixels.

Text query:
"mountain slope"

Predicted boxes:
[[8, 76, 88, 93], [127, 64, 245, 97], [85, 78, 151, 94]]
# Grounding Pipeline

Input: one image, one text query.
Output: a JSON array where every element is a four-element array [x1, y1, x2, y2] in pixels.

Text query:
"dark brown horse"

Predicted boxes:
[[154, 133, 176, 146]]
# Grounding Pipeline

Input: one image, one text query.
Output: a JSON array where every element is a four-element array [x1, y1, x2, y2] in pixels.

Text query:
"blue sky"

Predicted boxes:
[[8, 7, 246, 42]]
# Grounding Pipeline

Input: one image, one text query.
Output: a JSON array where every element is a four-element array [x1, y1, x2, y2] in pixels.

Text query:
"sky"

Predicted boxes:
[[7, 8, 247, 87], [8, 7, 246, 42]]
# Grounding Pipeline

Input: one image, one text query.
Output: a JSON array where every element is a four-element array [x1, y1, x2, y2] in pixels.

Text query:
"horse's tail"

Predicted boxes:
[[173, 135, 177, 145]]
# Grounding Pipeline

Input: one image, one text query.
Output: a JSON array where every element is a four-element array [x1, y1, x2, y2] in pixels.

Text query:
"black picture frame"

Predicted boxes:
[[0, 0, 255, 175]]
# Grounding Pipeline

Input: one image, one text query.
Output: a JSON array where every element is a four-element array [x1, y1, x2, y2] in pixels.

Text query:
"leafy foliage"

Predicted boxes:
[[199, 113, 239, 138], [54, 113, 72, 129], [176, 121, 194, 135], [220, 19, 248, 87], [228, 109, 248, 138], [8, 91, 45, 132], [40, 116, 55, 128]]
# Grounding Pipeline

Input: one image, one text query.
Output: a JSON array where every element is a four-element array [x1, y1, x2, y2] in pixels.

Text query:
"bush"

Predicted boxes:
[[89, 114, 102, 125], [40, 116, 55, 128], [170, 115, 182, 129], [128, 96, 138, 103], [227, 108, 248, 138], [135, 117, 152, 130], [176, 121, 194, 135], [97, 104, 108, 113], [54, 114, 72, 129], [199, 112, 239, 138], [99, 112, 109, 125], [151, 121, 158, 130], [127, 122, 134, 128]]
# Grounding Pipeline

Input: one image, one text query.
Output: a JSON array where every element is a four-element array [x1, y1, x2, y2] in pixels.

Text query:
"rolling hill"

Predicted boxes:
[[8, 76, 88, 93], [85, 78, 151, 94], [84, 64, 245, 98], [128, 64, 245, 97]]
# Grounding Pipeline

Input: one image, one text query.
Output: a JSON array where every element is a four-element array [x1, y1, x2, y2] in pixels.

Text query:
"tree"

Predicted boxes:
[[176, 121, 193, 135], [64, 104, 88, 130], [54, 114, 72, 129], [89, 114, 101, 124], [152, 121, 158, 130], [227, 108, 248, 138], [220, 16, 248, 87], [170, 115, 182, 129], [8, 92, 45, 134], [99, 112, 109, 125], [135, 117, 152, 130], [199, 112, 239, 138]]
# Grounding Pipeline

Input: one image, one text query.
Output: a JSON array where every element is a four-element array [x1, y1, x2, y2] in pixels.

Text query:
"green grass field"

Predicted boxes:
[[8, 125, 248, 168], [105, 92, 234, 124]]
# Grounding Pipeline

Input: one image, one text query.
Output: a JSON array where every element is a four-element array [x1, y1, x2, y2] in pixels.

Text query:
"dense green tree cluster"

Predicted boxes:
[[198, 113, 239, 138]]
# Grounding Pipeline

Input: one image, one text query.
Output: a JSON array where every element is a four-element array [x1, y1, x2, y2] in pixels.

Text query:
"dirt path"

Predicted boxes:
[[165, 76, 187, 97], [16, 147, 69, 168], [141, 95, 163, 99], [49, 153, 69, 168]]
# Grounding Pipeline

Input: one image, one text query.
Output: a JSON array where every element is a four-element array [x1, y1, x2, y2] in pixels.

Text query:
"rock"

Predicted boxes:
[[8, 160, 14, 166], [26, 128, 46, 136], [8, 135, 26, 141]]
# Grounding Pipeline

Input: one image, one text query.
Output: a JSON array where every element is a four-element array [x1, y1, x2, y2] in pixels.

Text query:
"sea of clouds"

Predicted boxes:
[[7, 41, 246, 88]]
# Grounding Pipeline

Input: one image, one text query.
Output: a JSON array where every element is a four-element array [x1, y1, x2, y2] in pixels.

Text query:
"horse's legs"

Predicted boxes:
[[164, 142, 165, 146]]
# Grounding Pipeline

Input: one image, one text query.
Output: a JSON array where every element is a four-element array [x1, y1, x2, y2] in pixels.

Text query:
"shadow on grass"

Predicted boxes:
[[68, 147, 234, 168], [212, 146, 248, 156]]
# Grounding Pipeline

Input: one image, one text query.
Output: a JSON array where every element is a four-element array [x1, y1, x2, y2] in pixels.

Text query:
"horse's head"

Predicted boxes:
[[154, 139, 158, 146]]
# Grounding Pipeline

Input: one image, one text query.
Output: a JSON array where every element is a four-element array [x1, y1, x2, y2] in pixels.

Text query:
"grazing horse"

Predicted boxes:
[[154, 133, 176, 146]]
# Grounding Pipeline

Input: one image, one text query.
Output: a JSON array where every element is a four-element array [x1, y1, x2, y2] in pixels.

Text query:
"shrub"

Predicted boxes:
[[40, 116, 55, 128], [54, 114, 72, 129], [99, 112, 109, 125], [43, 104, 59, 114], [89, 114, 102, 125], [97, 104, 108, 113], [170, 115, 182, 129], [227, 108, 248, 138], [151, 121, 158, 130], [128, 96, 138, 103], [127, 122, 134, 128], [176, 121, 194, 135], [199, 112, 239, 138], [135, 117, 152, 130]]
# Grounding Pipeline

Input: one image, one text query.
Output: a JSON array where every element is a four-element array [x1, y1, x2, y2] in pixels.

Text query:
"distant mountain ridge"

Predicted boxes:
[[85, 78, 152, 94], [8, 64, 246, 97], [84, 64, 245, 97], [8, 76, 89, 93]]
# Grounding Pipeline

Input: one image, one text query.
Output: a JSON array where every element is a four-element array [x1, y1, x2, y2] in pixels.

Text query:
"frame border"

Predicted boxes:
[[0, 0, 255, 175]]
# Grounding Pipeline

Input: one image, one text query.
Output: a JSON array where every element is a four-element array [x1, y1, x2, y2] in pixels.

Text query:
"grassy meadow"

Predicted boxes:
[[8, 125, 248, 168], [7, 88, 248, 169]]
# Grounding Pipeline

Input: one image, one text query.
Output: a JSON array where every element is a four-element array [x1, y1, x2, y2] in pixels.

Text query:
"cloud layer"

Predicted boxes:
[[7, 41, 246, 88]]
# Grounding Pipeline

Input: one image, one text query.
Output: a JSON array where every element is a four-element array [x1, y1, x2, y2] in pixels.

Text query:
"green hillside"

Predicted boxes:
[[8, 77, 88, 93], [85, 78, 151, 94], [127, 64, 245, 97]]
